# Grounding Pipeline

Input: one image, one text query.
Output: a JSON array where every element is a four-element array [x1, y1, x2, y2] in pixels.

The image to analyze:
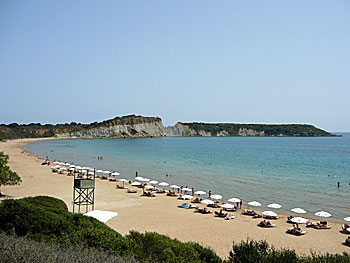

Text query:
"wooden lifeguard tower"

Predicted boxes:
[[72, 169, 95, 213]]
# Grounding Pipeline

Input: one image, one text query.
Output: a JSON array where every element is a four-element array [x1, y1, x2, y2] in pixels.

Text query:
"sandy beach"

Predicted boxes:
[[1, 138, 349, 259]]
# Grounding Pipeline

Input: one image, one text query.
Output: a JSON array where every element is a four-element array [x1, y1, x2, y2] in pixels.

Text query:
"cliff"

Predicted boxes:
[[0, 115, 336, 140]]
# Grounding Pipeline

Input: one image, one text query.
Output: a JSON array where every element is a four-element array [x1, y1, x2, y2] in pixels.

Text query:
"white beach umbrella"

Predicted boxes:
[[148, 180, 159, 184], [96, 169, 103, 173], [262, 211, 277, 217], [179, 195, 193, 200], [221, 203, 235, 209], [135, 177, 144, 181], [54, 161, 60, 164], [228, 198, 241, 203], [75, 166, 82, 170], [315, 211, 331, 218], [291, 208, 307, 214], [267, 203, 282, 209], [88, 168, 95, 172], [140, 178, 150, 182], [103, 171, 111, 174], [64, 163, 70, 166], [195, 190, 206, 195], [119, 179, 128, 182], [248, 201, 261, 207], [159, 182, 169, 187], [210, 194, 222, 200], [60, 167, 68, 171], [201, 199, 214, 205], [290, 217, 308, 224], [69, 168, 75, 171], [88, 171, 95, 175], [144, 185, 155, 189], [182, 187, 192, 192], [131, 181, 141, 186], [170, 185, 180, 189], [69, 165, 76, 168], [58, 162, 65, 165], [344, 217, 350, 222], [111, 172, 120, 176]]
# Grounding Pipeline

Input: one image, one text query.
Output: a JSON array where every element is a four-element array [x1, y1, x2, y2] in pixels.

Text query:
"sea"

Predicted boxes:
[[25, 134, 350, 221]]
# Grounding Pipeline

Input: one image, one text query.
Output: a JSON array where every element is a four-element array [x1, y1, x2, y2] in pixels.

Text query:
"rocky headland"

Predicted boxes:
[[0, 115, 336, 140]]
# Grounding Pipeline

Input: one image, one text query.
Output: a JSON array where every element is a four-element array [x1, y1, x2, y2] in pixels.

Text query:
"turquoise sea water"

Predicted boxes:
[[26, 134, 350, 221]]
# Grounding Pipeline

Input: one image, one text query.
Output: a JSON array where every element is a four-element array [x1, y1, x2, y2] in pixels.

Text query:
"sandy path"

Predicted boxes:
[[1, 138, 349, 259]]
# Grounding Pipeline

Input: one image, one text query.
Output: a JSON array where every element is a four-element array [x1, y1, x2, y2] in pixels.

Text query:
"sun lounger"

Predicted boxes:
[[181, 203, 190, 209], [156, 189, 166, 193], [116, 185, 127, 189], [243, 209, 257, 216], [346, 236, 350, 246], [252, 214, 262, 219], [225, 215, 235, 220], [307, 221, 331, 229], [258, 220, 275, 227], [215, 211, 228, 218], [286, 228, 306, 236], [127, 189, 137, 193], [195, 208, 212, 214]]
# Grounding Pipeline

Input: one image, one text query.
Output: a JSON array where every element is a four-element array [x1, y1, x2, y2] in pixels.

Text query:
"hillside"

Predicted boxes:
[[0, 115, 336, 140]]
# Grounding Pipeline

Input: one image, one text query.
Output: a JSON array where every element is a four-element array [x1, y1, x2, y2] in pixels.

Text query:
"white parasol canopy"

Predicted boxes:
[[144, 185, 155, 189], [291, 208, 307, 214], [69, 165, 76, 168], [159, 182, 169, 186], [248, 201, 261, 207], [221, 203, 235, 209], [210, 194, 222, 200], [195, 190, 206, 195], [201, 199, 214, 205], [267, 203, 282, 209], [178, 195, 193, 200], [262, 211, 277, 217], [148, 180, 159, 184], [103, 171, 111, 174], [182, 187, 192, 192], [131, 181, 141, 186], [315, 211, 331, 218], [111, 172, 120, 176], [290, 217, 308, 224], [75, 166, 82, 170], [119, 179, 128, 182], [84, 210, 118, 223], [344, 217, 350, 222], [228, 198, 241, 203], [60, 167, 68, 171], [54, 161, 60, 164], [88, 171, 94, 175], [96, 169, 103, 173], [170, 185, 180, 189]]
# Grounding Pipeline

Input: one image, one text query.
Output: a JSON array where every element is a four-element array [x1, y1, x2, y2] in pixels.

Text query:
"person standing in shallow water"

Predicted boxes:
[[208, 190, 211, 199]]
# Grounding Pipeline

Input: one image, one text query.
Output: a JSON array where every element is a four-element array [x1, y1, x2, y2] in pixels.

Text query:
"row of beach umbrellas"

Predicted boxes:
[[51, 164, 344, 222]]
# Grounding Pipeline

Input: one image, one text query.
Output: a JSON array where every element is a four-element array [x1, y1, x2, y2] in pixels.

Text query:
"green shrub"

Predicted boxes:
[[127, 231, 222, 263], [229, 239, 298, 263]]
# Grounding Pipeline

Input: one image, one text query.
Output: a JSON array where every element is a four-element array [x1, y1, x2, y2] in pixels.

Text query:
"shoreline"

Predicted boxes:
[[1, 138, 350, 258]]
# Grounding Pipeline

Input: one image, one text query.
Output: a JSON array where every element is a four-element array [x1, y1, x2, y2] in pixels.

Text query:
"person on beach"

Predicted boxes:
[[240, 199, 242, 209], [192, 188, 194, 196], [180, 186, 183, 193], [208, 190, 211, 198], [338, 182, 340, 188], [166, 173, 168, 177]]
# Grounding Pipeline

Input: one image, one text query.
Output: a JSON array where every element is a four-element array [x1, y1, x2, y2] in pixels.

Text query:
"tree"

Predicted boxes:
[[0, 152, 22, 196]]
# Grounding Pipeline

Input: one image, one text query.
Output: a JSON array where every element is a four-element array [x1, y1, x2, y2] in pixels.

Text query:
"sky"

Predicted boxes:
[[0, 1, 349, 132]]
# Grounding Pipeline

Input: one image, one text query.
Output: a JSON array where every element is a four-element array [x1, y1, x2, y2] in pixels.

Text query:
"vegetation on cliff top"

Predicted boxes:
[[183, 122, 335, 137], [0, 115, 160, 140]]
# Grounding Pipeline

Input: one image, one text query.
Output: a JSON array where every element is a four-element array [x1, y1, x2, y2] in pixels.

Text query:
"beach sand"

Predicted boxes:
[[1, 138, 349, 259]]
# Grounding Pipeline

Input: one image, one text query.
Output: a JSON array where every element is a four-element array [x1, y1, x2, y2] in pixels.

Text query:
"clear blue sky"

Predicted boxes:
[[1, 1, 349, 132]]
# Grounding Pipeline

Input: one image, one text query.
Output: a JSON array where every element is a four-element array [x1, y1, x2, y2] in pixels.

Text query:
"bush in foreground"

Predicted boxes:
[[0, 196, 222, 262], [229, 239, 350, 263], [0, 231, 138, 263]]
